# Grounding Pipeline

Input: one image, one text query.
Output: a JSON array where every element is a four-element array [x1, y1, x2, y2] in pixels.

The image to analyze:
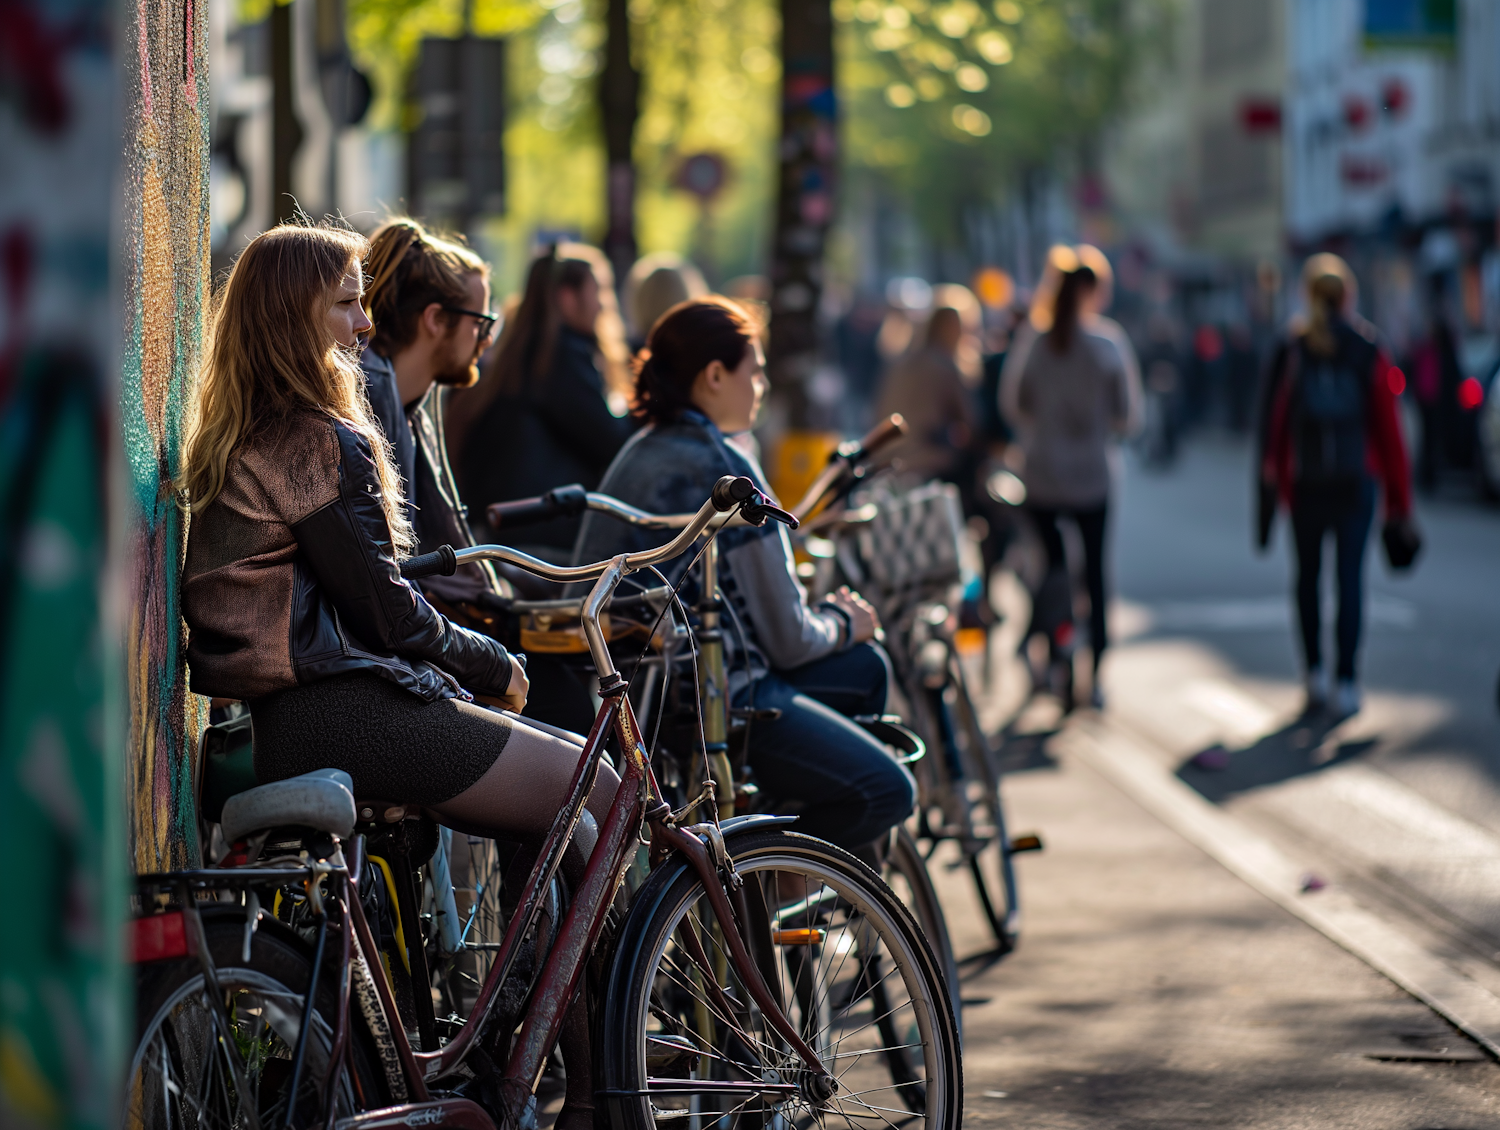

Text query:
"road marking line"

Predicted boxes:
[[1063, 717, 1500, 1058]]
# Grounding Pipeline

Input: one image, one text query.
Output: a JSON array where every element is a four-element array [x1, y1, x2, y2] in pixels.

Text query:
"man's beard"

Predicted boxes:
[[433, 334, 482, 388], [434, 358, 481, 388]]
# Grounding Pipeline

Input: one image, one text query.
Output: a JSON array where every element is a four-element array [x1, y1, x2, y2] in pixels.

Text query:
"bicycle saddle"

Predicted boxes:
[[220, 768, 358, 843]]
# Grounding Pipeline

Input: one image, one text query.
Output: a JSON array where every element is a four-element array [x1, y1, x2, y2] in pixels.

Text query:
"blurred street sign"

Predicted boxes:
[[675, 152, 728, 200], [410, 36, 507, 228]]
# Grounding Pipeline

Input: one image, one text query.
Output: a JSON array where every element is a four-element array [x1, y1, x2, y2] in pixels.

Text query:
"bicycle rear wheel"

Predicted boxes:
[[126, 916, 386, 1129], [600, 827, 962, 1130]]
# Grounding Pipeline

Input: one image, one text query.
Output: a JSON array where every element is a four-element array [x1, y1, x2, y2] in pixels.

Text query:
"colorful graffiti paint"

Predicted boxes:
[[120, 0, 211, 873], [0, 0, 126, 1124]]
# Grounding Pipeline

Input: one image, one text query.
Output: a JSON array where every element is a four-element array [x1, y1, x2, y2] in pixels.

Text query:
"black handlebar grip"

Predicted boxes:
[[400, 544, 458, 580], [711, 475, 758, 512], [486, 483, 588, 530]]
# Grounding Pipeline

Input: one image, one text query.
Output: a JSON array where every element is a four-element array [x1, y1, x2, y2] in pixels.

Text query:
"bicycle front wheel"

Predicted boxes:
[[600, 827, 962, 1130]]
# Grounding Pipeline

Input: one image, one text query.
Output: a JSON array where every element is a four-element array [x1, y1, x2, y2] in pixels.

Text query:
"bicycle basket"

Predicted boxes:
[[853, 480, 965, 605]]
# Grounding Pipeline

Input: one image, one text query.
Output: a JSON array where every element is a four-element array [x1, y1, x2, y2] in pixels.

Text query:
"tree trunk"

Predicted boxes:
[[768, 0, 837, 428], [600, 0, 640, 295], [271, 0, 304, 224]]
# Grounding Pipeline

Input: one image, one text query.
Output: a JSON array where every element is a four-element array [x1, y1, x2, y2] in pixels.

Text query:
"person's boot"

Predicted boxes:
[[1303, 666, 1328, 716]]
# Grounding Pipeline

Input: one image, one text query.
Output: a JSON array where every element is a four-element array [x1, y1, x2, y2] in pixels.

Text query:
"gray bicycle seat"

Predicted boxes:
[[220, 768, 357, 843]]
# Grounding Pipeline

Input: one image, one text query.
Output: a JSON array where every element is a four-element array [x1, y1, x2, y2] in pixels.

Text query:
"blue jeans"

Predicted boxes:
[[1290, 480, 1376, 681], [737, 644, 917, 852]]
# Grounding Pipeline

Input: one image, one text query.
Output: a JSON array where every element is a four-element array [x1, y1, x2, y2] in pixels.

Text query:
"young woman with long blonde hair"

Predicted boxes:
[[180, 221, 619, 898]]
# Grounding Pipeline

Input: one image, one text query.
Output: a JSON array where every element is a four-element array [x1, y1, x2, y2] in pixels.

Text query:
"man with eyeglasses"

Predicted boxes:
[[359, 217, 514, 633]]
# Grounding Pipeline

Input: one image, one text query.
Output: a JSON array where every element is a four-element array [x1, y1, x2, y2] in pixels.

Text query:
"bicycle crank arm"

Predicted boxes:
[[651, 822, 835, 1087]]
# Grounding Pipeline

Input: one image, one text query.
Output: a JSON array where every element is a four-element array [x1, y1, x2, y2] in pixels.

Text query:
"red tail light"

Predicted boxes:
[[1458, 377, 1484, 411], [1386, 366, 1406, 396], [130, 912, 192, 963]]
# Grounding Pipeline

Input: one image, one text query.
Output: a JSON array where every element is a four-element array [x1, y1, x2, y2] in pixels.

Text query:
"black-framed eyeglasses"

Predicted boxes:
[[444, 306, 499, 337]]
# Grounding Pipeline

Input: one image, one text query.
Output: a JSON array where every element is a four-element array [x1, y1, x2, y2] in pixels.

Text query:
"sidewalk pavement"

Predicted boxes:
[[940, 697, 1500, 1128]]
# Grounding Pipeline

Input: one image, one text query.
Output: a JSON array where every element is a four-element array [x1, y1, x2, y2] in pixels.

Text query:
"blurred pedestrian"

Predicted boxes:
[[447, 244, 634, 554], [623, 251, 707, 348], [1001, 244, 1142, 709], [1408, 291, 1462, 493], [1137, 311, 1183, 467], [875, 304, 980, 481], [1256, 253, 1416, 719]]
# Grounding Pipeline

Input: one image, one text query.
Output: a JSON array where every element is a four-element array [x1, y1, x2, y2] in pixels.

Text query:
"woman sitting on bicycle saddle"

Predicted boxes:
[[572, 297, 916, 860], [180, 222, 620, 849]]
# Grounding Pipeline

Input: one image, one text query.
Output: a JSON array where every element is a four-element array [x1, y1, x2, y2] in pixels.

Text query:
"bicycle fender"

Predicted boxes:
[[718, 813, 797, 837]]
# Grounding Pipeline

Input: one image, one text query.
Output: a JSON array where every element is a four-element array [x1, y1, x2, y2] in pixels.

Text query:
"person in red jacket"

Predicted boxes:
[[1256, 254, 1416, 718]]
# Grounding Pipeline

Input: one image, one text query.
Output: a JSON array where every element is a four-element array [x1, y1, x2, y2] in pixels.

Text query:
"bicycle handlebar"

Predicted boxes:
[[852, 413, 907, 462], [790, 413, 908, 522], [399, 544, 458, 581], [424, 477, 793, 687], [486, 484, 590, 531]]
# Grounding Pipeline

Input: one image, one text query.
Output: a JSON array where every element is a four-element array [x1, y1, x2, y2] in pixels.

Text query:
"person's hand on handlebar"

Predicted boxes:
[[829, 585, 880, 644], [477, 655, 530, 712]]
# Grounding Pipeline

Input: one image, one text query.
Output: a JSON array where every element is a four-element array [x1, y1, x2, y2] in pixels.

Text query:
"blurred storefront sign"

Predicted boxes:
[[1364, 0, 1458, 49]]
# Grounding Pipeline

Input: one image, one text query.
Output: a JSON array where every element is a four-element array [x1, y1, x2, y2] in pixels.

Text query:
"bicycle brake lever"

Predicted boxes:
[[740, 499, 800, 530]]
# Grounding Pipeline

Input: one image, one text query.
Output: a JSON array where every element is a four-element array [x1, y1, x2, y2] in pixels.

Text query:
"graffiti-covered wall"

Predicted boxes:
[[121, 0, 211, 872], [0, 0, 124, 1124]]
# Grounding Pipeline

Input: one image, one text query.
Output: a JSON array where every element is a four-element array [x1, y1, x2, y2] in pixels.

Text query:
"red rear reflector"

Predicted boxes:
[[1387, 367, 1406, 396], [1458, 377, 1484, 411], [130, 912, 191, 963]]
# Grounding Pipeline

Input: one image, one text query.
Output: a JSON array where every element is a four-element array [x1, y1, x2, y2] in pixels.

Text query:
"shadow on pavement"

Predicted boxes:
[[1175, 716, 1378, 802]]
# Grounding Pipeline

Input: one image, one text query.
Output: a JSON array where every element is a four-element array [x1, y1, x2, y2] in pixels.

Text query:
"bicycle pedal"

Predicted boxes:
[[1009, 833, 1044, 854]]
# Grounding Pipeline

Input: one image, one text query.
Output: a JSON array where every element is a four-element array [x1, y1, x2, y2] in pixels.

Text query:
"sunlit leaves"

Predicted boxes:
[[886, 82, 917, 107], [972, 29, 1012, 64], [950, 102, 991, 134], [838, 0, 1169, 246], [954, 61, 988, 89]]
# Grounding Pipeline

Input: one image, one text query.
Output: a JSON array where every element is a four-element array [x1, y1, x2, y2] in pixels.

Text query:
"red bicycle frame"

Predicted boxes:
[[338, 484, 830, 1125]]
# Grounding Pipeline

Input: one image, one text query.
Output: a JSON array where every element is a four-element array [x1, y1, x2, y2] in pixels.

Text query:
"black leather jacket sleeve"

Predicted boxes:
[[291, 421, 514, 698]]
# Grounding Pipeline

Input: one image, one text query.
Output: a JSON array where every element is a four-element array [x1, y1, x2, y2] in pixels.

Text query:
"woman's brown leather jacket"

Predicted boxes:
[[183, 409, 515, 703]]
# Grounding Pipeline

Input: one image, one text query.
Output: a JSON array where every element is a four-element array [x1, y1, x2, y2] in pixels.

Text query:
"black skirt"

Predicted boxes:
[[251, 670, 513, 804]]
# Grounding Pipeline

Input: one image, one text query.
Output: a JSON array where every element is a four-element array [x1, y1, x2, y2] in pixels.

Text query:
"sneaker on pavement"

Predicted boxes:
[[1303, 666, 1328, 715], [1333, 678, 1361, 719]]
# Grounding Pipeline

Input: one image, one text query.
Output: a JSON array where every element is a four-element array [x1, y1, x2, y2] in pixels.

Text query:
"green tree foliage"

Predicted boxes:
[[338, 0, 1163, 288], [839, 0, 1171, 247]]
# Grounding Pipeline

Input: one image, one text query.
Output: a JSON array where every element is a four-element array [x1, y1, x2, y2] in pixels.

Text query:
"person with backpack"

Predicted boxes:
[[1257, 254, 1417, 719]]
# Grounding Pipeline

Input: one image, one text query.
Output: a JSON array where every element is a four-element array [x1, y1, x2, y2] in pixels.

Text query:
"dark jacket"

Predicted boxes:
[[1256, 317, 1412, 543], [458, 327, 633, 550], [571, 410, 850, 687], [363, 351, 507, 615], [183, 409, 515, 703]]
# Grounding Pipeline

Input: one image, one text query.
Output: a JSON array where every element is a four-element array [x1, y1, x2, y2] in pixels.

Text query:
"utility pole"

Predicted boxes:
[[600, 0, 640, 293], [768, 0, 837, 430]]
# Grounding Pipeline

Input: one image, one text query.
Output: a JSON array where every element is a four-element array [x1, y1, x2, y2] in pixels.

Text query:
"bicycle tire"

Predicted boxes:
[[599, 827, 962, 1130], [127, 914, 387, 1129], [947, 656, 1021, 952], [884, 824, 963, 1022]]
